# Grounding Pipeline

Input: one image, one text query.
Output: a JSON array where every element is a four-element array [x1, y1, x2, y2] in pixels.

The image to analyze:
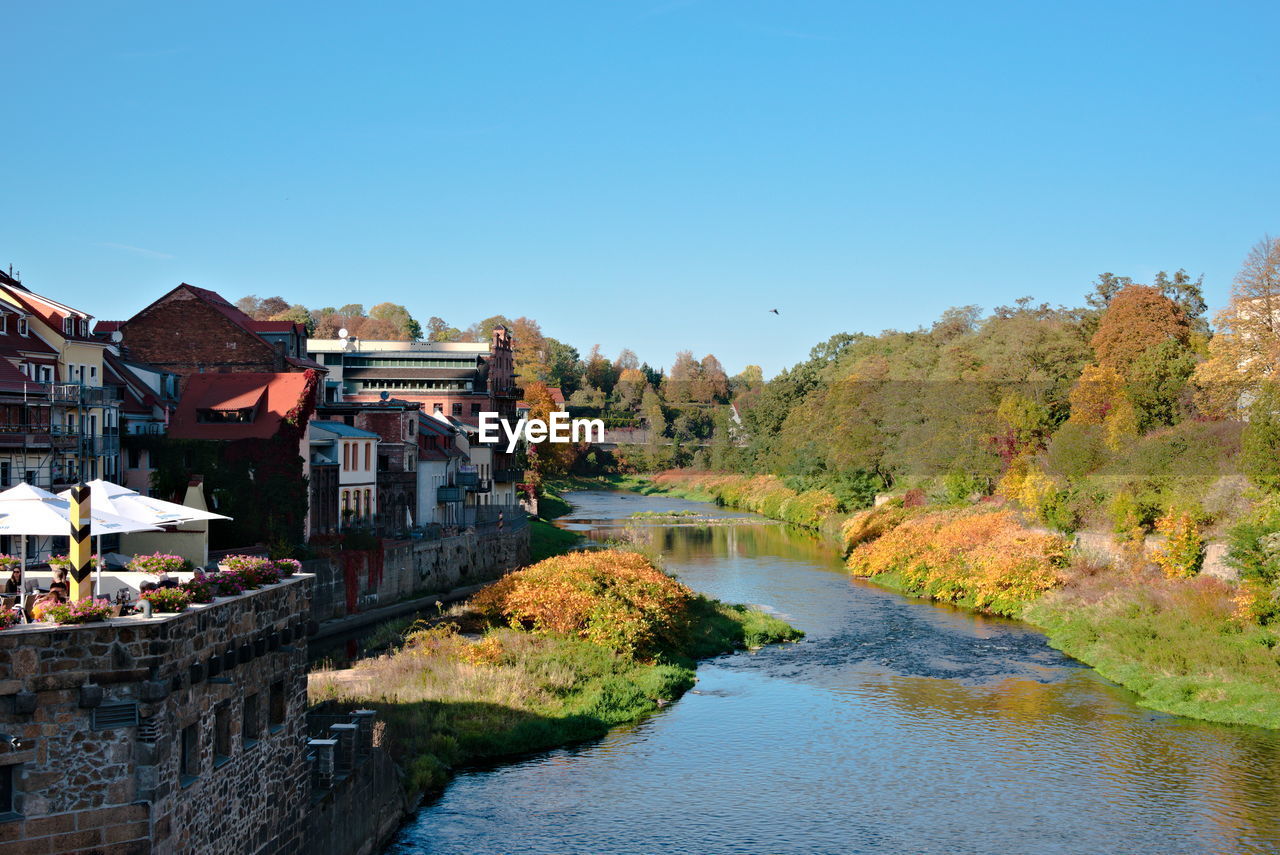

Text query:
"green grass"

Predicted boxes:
[[311, 599, 801, 797], [1026, 588, 1280, 729], [529, 518, 582, 562]]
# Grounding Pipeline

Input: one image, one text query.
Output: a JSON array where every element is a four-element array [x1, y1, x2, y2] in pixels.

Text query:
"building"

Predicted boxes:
[[416, 413, 467, 527], [103, 350, 182, 497], [0, 576, 314, 855], [308, 421, 380, 532], [308, 327, 522, 504], [313, 398, 426, 536], [0, 271, 123, 490], [111, 284, 323, 390], [158, 370, 321, 549]]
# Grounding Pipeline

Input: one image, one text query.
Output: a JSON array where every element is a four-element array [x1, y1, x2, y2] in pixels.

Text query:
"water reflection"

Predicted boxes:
[[388, 490, 1280, 855]]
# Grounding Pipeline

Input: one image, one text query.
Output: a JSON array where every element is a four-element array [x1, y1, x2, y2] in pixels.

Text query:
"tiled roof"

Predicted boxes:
[[169, 372, 316, 440], [309, 420, 381, 440], [251, 320, 306, 334]]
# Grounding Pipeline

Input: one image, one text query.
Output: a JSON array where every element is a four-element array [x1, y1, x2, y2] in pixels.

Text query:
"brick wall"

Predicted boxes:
[[0, 576, 313, 855], [119, 295, 286, 387]]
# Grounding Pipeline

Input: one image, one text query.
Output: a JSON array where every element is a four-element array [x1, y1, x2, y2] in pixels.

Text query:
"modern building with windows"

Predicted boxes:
[[308, 327, 522, 505]]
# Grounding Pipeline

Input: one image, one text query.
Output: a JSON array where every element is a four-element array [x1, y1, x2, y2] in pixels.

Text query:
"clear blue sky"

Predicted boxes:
[[5, 1, 1278, 377]]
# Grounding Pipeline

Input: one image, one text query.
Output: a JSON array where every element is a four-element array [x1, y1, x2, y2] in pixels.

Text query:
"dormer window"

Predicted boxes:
[[63, 317, 73, 335], [0, 315, 6, 334], [80, 319, 89, 337], [17, 318, 28, 337]]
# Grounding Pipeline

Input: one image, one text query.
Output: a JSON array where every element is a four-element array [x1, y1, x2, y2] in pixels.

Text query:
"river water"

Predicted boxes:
[[386, 490, 1280, 854]]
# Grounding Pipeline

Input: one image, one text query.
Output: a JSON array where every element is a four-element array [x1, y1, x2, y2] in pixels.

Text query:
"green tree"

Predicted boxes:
[[1243, 383, 1280, 492]]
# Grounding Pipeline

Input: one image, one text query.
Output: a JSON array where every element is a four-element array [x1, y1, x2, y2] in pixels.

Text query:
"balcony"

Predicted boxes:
[[456, 470, 478, 488], [437, 485, 465, 503], [492, 468, 522, 484]]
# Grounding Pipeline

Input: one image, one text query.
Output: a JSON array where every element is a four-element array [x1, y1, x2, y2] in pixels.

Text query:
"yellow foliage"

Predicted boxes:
[[471, 550, 693, 658], [847, 509, 1069, 617], [1151, 510, 1205, 579]]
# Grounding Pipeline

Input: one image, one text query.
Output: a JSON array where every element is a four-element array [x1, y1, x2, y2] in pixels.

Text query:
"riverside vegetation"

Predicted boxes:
[[309, 548, 801, 796], [639, 470, 1280, 729]]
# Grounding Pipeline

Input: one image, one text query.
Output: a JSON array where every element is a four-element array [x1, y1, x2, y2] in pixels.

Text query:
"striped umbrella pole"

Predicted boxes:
[[69, 482, 94, 600]]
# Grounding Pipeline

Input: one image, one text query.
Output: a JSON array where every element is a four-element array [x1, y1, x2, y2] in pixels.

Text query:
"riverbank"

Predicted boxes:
[[633, 470, 1280, 729], [308, 547, 801, 800]]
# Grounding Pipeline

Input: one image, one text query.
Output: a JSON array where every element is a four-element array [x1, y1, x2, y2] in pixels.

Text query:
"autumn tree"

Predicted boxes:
[[369, 302, 422, 340], [1091, 284, 1190, 373], [236, 295, 290, 320], [1194, 237, 1280, 417], [508, 317, 546, 388], [583, 346, 617, 395], [523, 381, 576, 483], [426, 317, 463, 342]]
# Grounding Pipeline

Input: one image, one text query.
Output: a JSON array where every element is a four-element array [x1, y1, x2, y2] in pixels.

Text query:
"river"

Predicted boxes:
[[385, 489, 1280, 854]]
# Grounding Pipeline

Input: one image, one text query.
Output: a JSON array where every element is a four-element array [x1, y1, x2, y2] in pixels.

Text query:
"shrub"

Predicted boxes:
[[274, 558, 302, 577], [204, 571, 248, 598], [44, 597, 114, 625], [471, 550, 694, 659], [220, 555, 279, 586], [1225, 500, 1280, 585], [141, 587, 192, 613], [1109, 490, 1158, 541], [847, 508, 1069, 617], [1151, 509, 1205, 578], [840, 502, 908, 552], [181, 573, 216, 604], [127, 552, 190, 575]]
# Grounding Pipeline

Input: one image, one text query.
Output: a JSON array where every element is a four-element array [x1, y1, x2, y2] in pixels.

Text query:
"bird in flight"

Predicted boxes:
[[769, 308, 780, 315]]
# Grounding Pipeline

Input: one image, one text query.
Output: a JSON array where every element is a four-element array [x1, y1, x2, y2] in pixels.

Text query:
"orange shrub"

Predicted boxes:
[[847, 509, 1069, 616], [471, 550, 693, 658]]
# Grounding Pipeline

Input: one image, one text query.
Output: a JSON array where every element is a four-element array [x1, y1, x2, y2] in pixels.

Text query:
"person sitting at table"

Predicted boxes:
[[31, 582, 69, 622], [3, 568, 20, 595]]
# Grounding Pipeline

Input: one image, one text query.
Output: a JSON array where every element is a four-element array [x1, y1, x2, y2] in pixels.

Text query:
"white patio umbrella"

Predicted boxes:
[[0, 483, 163, 587], [61, 479, 231, 527], [57, 480, 231, 585]]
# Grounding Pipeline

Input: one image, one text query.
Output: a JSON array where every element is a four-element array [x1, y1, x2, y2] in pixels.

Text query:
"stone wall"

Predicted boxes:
[[309, 525, 530, 622], [0, 576, 314, 855], [302, 746, 411, 855]]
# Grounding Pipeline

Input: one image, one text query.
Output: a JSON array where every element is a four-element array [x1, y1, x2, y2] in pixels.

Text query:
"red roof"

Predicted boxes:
[[0, 278, 95, 342], [250, 320, 306, 334], [170, 372, 317, 440], [94, 321, 123, 334], [0, 354, 37, 393]]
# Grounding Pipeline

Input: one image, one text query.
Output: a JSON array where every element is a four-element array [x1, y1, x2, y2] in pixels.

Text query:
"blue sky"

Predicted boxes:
[[4, 1, 1278, 376]]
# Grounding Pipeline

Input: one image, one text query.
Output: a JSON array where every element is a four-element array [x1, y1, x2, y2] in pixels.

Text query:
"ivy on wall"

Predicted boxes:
[[126, 434, 309, 550]]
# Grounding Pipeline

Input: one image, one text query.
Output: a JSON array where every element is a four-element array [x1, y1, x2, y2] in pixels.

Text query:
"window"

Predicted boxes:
[[364, 443, 371, 470], [214, 704, 232, 766], [452, 403, 462, 416], [342, 443, 349, 471], [243, 693, 261, 746], [0, 763, 16, 818], [0, 316, 6, 335], [127, 447, 141, 469], [63, 317, 73, 335], [0, 464, 8, 487], [80, 320, 89, 337], [342, 491, 350, 514], [196, 408, 255, 424], [364, 489, 372, 518], [433, 403, 443, 415], [180, 724, 199, 785], [408, 420, 415, 436], [16, 318, 27, 337], [269, 680, 286, 731], [471, 404, 482, 416], [353, 491, 361, 519], [89, 366, 97, 382]]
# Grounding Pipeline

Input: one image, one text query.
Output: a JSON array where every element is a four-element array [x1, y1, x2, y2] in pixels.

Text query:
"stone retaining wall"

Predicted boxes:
[[0, 576, 313, 855], [309, 526, 530, 622]]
